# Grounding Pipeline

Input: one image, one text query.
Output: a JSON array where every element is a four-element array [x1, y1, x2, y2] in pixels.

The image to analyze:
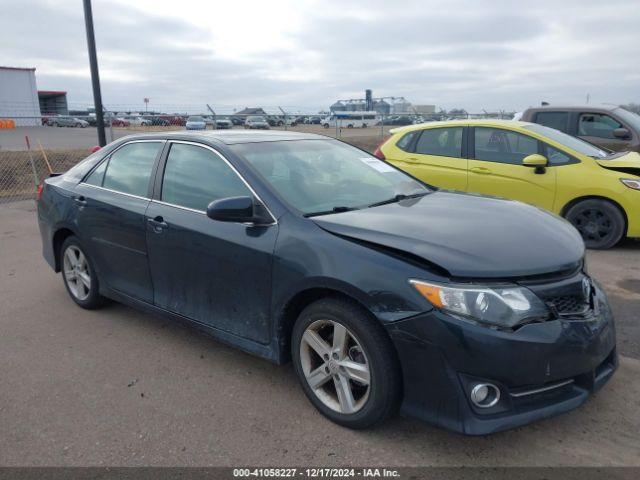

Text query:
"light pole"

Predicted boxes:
[[82, 0, 106, 146]]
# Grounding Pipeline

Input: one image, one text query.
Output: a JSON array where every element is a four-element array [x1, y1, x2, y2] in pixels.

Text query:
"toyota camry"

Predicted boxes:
[[37, 131, 617, 434]]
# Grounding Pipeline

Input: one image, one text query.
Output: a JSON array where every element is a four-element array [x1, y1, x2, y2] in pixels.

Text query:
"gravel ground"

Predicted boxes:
[[1, 201, 639, 467]]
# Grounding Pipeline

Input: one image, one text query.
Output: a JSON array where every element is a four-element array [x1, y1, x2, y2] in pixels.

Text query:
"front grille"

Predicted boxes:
[[546, 295, 589, 315]]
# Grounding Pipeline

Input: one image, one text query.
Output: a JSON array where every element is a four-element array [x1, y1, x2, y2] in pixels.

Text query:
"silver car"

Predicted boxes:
[[47, 116, 89, 128], [244, 115, 270, 129]]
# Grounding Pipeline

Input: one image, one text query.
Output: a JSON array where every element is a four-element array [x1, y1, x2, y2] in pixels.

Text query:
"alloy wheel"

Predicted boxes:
[[299, 319, 371, 414], [63, 245, 91, 301]]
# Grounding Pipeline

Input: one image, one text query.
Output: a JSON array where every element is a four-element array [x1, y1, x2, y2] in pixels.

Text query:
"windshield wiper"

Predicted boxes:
[[367, 192, 428, 208], [303, 206, 359, 218]]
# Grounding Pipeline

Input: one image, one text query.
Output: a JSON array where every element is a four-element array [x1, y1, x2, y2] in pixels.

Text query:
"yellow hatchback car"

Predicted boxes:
[[376, 120, 640, 249]]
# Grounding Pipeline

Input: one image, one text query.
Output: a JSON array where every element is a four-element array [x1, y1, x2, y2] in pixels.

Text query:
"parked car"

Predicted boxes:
[[376, 119, 640, 249], [87, 113, 114, 127], [265, 116, 278, 127], [47, 116, 89, 128], [230, 116, 245, 126], [158, 115, 186, 127], [111, 118, 130, 127], [125, 116, 152, 127], [244, 115, 270, 129], [214, 117, 232, 129], [383, 115, 414, 126], [143, 116, 170, 126], [521, 105, 640, 153], [306, 116, 322, 125], [37, 131, 616, 435], [185, 116, 207, 130], [203, 116, 216, 127]]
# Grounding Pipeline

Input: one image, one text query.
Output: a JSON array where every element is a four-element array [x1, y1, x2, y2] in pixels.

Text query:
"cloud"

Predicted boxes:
[[1, 0, 639, 112]]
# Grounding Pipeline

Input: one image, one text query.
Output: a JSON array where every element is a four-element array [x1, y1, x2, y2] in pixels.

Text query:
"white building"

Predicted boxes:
[[0, 66, 42, 125], [413, 104, 436, 114]]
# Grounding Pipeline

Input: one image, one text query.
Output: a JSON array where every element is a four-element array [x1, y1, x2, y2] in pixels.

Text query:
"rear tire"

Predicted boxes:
[[60, 236, 108, 309], [565, 199, 625, 249], [292, 296, 401, 429]]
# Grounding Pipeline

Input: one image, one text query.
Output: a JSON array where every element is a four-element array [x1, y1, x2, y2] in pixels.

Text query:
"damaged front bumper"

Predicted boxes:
[[386, 280, 617, 435]]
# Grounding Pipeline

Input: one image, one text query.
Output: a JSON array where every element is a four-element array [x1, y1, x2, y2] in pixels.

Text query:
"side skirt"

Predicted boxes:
[[100, 286, 283, 364]]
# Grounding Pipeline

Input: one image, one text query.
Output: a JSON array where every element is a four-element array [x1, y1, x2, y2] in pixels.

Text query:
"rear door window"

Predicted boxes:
[[414, 127, 463, 157], [534, 111, 569, 133], [474, 128, 538, 165], [101, 142, 162, 196]]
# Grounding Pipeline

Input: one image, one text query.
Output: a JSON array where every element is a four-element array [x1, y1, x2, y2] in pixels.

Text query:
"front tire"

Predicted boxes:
[[565, 199, 625, 249], [60, 236, 107, 309], [292, 297, 401, 429]]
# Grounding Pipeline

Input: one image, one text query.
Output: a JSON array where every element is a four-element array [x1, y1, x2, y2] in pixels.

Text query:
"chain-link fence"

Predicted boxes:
[[1, 106, 515, 204], [0, 147, 91, 204]]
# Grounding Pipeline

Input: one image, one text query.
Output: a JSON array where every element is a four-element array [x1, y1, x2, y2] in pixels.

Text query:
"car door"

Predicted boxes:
[[467, 126, 557, 210], [145, 141, 278, 344], [396, 126, 468, 191], [74, 140, 164, 302], [577, 112, 631, 152]]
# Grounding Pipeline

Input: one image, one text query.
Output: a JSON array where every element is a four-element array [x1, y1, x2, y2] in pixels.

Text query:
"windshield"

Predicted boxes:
[[615, 107, 640, 131], [188, 116, 204, 122], [231, 139, 429, 216], [248, 116, 265, 122], [523, 123, 608, 158]]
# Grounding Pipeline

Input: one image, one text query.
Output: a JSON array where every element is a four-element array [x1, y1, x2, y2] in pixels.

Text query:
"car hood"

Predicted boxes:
[[312, 191, 584, 279], [596, 151, 640, 175]]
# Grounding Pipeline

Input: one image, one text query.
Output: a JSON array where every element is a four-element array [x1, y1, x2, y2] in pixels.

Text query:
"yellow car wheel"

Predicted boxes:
[[565, 199, 625, 249]]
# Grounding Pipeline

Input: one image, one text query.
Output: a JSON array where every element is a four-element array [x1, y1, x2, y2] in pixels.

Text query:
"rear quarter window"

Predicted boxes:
[[395, 131, 418, 152], [62, 150, 106, 182]]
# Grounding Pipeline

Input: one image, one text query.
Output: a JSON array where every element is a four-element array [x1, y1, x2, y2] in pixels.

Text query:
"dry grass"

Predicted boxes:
[[0, 148, 91, 201]]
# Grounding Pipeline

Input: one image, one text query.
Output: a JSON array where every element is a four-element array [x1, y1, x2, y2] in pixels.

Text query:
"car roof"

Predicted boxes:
[[389, 119, 535, 134], [117, 130, 329, 145], [524, 105, 619, 112]]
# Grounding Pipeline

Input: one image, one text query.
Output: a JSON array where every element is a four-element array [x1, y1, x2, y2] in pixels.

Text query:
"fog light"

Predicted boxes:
[[470, 383, 500, 408]]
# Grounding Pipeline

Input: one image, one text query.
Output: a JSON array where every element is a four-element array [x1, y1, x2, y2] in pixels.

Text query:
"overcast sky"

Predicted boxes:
[[2, 0, 639, 113]]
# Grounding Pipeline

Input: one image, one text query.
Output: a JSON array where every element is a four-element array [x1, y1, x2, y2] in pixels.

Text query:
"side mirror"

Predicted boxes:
[[522, 154, 548, 167], [613, 127, 631, 139], [522, 154, 548, 174], [206, 196, 270, 225]]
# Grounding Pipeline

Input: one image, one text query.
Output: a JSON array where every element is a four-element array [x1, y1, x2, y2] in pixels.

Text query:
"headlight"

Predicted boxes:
[[621, 178, 640, 190], [409, 279, 550, 329]]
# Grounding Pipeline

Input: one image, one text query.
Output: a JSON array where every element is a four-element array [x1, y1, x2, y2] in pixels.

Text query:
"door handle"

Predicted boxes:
[[406, 157, 420, 163], [470, 166, 492, 175], [147, 216, 168, 233], [73, 195, 87, 206]]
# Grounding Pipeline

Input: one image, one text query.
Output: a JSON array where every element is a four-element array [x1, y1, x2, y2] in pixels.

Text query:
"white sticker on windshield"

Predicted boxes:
[[359, 157, 396, 173]]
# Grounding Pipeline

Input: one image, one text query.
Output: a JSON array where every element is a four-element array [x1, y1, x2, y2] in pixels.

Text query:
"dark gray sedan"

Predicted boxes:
[[36, 131, 616, 434]]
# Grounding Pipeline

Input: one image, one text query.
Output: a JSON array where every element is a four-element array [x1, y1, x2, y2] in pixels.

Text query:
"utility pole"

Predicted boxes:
[[83, 0, 106, 146], [206, 104, 217, 130]]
